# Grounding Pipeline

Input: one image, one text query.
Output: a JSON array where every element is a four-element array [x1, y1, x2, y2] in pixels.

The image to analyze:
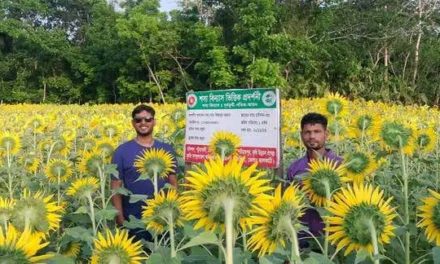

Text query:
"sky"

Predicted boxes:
[[160, 0, 179, 12]]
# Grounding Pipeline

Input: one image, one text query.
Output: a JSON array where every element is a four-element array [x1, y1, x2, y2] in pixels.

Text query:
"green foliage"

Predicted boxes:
[[0, 0, 439, 104]]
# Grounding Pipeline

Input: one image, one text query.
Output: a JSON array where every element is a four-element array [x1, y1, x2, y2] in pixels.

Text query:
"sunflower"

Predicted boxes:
[[302, 158, 348, 206], [168, 106, 186, 128], [344, 151, 379, 184], [418, 190, 440, 245], [93, 138, 116, 159], [373, 120, 415, 155], [26, 115, 46, 133], [134, 148, 175, 179], [325, 184, 397, 256], [20, 153, 41, 174], [80, 135, 97, 153], [61, 242, 81, 258], [319, 93, 349, 118], [90, 229, 147, 264], [208, 131, 241, 159], [0, 197, 14, 228], [0, 224, 52, 263], [181, 156, 272, 232], [0, 131, 21, 155], [414, 128, 437, 154], [101, 121, 121, 139], [142, 189, 184, 234], [45, 159, 73, 183], [348, 113, 378, 139], [66, 177, 99, 199], [78, 150, 106, 176], [248, 184, 305, 256], [11, 190, 64, 233]]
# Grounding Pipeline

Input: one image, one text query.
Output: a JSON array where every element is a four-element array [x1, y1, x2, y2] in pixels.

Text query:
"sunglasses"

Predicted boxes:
[[133, 117, 154, 123]]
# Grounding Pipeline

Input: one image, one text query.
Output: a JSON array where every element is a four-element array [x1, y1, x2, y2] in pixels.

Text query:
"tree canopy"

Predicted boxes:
[[1, 0, 439, 104]]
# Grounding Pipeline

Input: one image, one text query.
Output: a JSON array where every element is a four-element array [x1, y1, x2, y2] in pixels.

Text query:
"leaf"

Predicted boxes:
[[64, 227, 94, 244], [123, 215, 145, 229], [73, 206, 88, 214], [95, 208, 119, 221], [433, 247, 440, 264], [146, 247, 182, 264], [129, 194, 149, 203], [355, 250, 369, 264], [112, 187, 131, 196], [178, 231, 219, 251], [105, 164, 119, 177], [181, 246, 219, 263], [47, 255, 76, 264], [303, 252, 334, 264]]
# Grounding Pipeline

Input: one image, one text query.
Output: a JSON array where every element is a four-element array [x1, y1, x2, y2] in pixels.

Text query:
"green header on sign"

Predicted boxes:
[[186, 88, 278, 110]]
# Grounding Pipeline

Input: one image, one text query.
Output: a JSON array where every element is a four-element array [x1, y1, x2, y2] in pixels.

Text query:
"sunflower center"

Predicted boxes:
[[141, 158, 167, 176], [104, 125, 117, 138], [12, 199, 49, 232], [86, 155, 104, 174], [343, 204, 385, 245], [201, 178, 252, 224], [214, 140, 236, 157], [431, 202, 440, 230], [99, 249, 130, 264], [326, 100, 343, 116], [270, 203, 301, 241], [0, 249, 31, 264], [0, 137, 15, 151], [309, 169, 341, 198], [417, 134, 430, 148], [356, 115, 372, 131], [380, 122, 411, 149], [152, 202, 180, 228], [346, 153, 369, 174]]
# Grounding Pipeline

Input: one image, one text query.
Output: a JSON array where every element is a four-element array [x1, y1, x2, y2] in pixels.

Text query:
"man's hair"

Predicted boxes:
[[132, 104, 155, 119], [300, 112, 327, 129]]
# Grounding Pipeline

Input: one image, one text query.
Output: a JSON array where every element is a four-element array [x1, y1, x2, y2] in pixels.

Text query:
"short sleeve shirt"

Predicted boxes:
[[111, 139, 177, 219]]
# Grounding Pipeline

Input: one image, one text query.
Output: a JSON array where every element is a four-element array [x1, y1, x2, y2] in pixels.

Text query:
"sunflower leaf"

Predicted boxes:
[[178, 231, 219, 250], [64, 227, 94, 245], [433, 247, 440, 264], [303, 252, 334, 264], [95, 208, 118, 221], [47, 255, 75, 264], [129, 194, 149, 203]]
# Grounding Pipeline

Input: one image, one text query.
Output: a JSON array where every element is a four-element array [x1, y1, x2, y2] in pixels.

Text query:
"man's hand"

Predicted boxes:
[[111, 179, 125, 226]]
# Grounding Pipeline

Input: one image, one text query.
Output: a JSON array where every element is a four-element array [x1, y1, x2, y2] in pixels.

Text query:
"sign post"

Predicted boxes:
[[184, 88, 281, 168]]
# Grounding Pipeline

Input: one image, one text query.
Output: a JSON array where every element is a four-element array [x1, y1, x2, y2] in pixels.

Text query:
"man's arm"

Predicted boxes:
[[111, 179, 125, 226], [168, 174, 178, 188]]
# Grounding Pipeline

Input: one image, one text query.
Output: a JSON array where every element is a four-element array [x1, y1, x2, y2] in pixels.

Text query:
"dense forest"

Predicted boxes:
[[0, 0, 439, 104]]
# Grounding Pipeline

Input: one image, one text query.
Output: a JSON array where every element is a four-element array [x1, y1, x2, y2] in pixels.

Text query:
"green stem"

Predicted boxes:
[[368, 219, 380, 264], [168, 211, 176, 258], [282, 216, 301, 264], [153, 170, 158, 196], [86, 193, 97, 236], [323, 179, 331, 257], [223, 198, 235, 264], [399, 137, 410, 264], [57, 169, 61, 206], [6, 146, 13, 200], [242, 231, 248, 264], [98, 164, 106, 210]]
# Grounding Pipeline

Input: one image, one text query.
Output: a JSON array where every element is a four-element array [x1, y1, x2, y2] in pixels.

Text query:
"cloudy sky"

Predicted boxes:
[[160, 0, 179, 12]]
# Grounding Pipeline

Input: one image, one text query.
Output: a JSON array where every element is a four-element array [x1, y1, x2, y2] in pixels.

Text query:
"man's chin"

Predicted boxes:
[[137, 131, 152, 137]]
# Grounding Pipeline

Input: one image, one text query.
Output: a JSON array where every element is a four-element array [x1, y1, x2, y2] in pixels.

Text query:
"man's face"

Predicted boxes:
[[301, 123, 328, 151], [132, 110, 155, 136]]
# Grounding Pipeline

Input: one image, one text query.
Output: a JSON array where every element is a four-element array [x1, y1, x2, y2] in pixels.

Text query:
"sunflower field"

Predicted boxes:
[[0, 95, 440, 264]]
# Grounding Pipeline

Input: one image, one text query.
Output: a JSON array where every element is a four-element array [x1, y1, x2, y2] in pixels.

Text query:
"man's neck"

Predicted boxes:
[[135, 135, 154, 147], [307, 148, 327, 161]]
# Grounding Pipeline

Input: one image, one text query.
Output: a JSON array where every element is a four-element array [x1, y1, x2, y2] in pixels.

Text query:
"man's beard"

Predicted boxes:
[[136, 130, 152, 137]]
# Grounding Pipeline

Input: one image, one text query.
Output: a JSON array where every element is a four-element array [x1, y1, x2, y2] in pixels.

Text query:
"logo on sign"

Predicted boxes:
[[262, 90, 276, 107], [187, 94, 197, 108]]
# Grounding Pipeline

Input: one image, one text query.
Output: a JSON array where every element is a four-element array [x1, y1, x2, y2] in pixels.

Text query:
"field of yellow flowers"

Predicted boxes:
[[0, 95, 439, 264]]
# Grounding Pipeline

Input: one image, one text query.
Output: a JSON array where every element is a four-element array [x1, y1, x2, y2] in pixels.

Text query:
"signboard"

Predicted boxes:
[[184, 88, 281, 168]]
